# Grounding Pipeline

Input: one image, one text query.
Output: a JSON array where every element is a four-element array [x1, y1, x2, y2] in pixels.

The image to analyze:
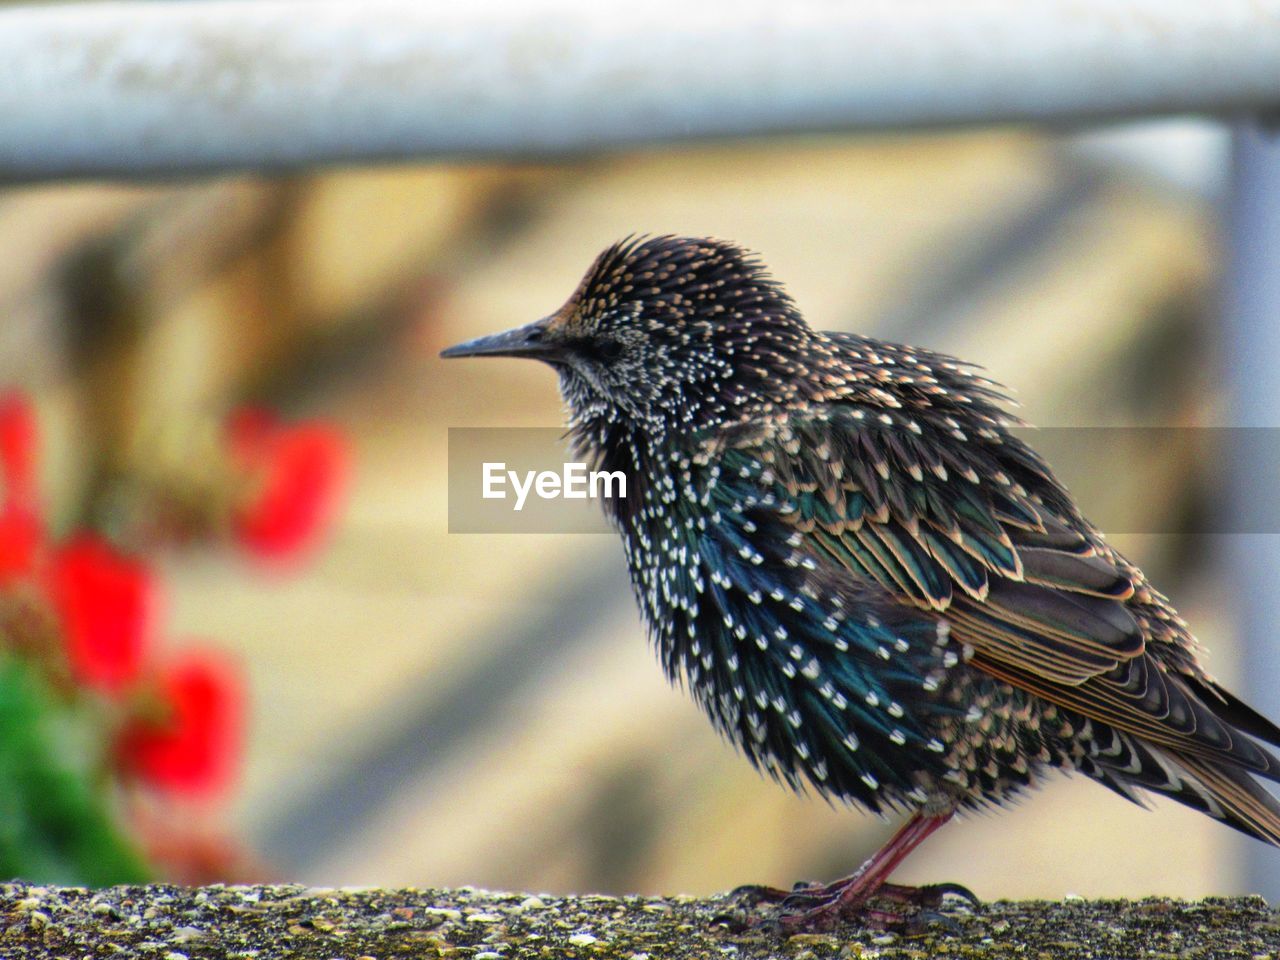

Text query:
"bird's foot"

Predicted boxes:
[[712, 883, 802, 927], [725, 878, 978, 934], [719, 814, 972, 934], [875, 881, 981, 910], [778, 881, 978, 934], [725, 882, 800, 906], [726, 879, 827, 906]]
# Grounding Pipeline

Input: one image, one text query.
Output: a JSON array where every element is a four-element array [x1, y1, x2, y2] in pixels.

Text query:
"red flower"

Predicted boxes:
[[0, 393, 44, 585], [117, 651, 244, 799], [47, 535, 154, 693], [228, 409, 348, 563], [0, 391, 38, 509], [0, 503, 41, 585]]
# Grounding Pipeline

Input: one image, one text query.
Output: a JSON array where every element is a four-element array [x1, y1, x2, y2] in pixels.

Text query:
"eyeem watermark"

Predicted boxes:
[[483, 462, 627, 511], [449, 428, 622, 533], [448, 425, 1280, 535]]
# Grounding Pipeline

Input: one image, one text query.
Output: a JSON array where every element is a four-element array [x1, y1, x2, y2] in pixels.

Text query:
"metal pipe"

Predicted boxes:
[[3, 0, 1280, 181], [1224, 120, 1280, 899]]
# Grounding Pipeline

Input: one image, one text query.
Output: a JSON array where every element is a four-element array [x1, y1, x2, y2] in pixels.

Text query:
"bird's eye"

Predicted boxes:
[[593, 339, 625, 362]]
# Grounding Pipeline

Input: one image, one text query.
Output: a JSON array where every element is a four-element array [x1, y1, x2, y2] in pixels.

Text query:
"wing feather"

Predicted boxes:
[[716, 408, 1279, 786]]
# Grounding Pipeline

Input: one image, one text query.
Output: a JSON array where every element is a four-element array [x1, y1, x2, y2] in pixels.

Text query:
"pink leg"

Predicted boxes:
[[776, 812, 964, 931], [835, 812, 950, 898]]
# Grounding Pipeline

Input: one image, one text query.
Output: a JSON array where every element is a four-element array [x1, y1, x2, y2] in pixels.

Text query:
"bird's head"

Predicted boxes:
[[441, 236, 814, 434]]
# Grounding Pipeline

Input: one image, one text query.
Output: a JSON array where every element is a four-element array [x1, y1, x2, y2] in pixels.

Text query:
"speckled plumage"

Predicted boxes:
[[443, 235, 1280, 921]]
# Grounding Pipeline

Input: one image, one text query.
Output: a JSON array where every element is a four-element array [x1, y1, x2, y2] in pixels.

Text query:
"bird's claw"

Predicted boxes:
[[708, 909, 752, 932], [920, 881, 981, 909], [726, 882, 799, 906], [729, 878, 978, 935], [901, 908, 962, 936], [875, 881, 981, 911], [778, 888, 831, 910]]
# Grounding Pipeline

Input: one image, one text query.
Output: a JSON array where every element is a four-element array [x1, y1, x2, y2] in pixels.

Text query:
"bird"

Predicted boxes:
[[441, 235, 1280, 930]]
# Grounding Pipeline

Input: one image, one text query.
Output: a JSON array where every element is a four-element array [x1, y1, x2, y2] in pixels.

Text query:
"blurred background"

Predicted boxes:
[[1, 0, 1278, 908]]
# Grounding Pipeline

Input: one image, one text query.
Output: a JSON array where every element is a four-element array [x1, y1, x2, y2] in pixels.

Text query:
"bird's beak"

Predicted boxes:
[[440, 319, 559, 361]]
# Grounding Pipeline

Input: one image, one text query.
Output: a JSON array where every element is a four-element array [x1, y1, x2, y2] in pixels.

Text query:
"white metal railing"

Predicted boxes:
[[1, 0, 1280, 181]]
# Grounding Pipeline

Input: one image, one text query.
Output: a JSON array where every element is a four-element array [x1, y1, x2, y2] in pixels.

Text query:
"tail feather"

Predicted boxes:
[[1186, 676, 1280, 750], [1174, 754, 1280, 846], [1085, 729, 1280, 846], [1087, 735, 1223, 820]]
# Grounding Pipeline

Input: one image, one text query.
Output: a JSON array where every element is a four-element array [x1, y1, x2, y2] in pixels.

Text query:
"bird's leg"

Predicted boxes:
[[771, 811, 968, 932], [776, 813, 948, 907], [731, 812, 955, 910]]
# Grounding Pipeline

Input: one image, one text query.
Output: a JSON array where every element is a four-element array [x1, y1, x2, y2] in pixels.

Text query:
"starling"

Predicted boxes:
[[441, 236, 1280, 930]]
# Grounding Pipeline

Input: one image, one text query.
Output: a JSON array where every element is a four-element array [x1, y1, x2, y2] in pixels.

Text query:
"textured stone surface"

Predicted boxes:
[[2, 883, 1278, 959]]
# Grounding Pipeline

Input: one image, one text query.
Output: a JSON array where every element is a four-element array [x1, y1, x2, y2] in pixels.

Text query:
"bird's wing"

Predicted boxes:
[[707, 409, 1280, 781]]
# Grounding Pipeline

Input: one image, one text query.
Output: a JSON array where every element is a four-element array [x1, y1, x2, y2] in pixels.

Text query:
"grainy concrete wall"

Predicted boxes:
[[2, 882, 1278, 959]]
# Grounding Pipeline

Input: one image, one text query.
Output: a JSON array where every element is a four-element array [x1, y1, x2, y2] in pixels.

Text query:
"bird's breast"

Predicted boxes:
[[602, 442, 968, 811]]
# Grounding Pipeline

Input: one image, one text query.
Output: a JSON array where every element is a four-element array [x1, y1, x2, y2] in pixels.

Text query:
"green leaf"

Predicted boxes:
[[0, 654, 150, 885]]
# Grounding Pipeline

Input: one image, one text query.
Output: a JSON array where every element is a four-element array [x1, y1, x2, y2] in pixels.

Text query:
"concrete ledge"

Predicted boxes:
[[2, 882, 1278, 958]]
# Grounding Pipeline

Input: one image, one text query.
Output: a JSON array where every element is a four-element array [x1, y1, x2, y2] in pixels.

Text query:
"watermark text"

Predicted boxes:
[[482, 461, 627, 511]]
